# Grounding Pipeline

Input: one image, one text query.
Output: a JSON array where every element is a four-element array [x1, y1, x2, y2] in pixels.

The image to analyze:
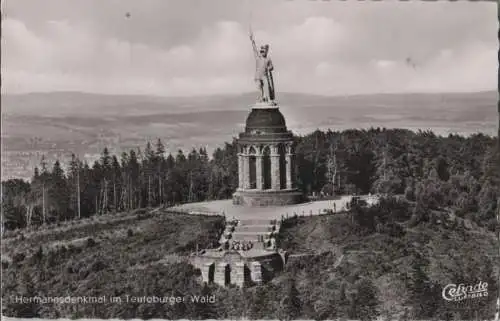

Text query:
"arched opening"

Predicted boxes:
[[248, 146, 257, 189], [262, 146, 271, 189], [208, 263, 215, 283], [279, 144, 287, 189], [249, 156, 256, 189], [244, 264, 252, 286], [224, 264, 231, 286]]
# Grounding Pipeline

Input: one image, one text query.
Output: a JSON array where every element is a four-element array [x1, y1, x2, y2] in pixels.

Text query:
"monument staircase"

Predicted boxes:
[[220, 218, 280, 251]]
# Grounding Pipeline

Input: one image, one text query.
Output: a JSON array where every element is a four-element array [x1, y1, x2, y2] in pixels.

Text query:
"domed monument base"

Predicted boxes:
[[232, 188, 303, 207], [233, 102, 304, 207]]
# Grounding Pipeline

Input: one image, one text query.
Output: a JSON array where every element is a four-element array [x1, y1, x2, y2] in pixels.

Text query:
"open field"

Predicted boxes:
[[2, 90, 497, 179]]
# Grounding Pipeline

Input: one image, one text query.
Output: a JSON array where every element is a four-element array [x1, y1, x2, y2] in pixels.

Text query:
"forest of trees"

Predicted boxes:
[[2, 139, 237, 230], [1, 127, 499, 320], [2, 128, 499, 231]]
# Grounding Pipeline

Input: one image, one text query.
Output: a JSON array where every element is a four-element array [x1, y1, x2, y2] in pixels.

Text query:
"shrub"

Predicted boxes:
[[86, 237, 97, 247], [2, 259, 10, 269], [12, 252, 25, 263], [90, 260, 108, 272], [67, 244, 82, 255]]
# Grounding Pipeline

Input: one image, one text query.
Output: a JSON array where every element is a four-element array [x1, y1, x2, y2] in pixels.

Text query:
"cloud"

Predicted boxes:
[[2, 1, 497, 96], [2, 17, 255, 95]]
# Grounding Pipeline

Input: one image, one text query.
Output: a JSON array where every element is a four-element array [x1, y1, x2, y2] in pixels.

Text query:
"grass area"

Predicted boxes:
[[1, 209, 225, 318], [276, 209, 498, 319], [277, 213, 352, 253], [2, 201, 498, 319], [2, 209, 224, 259]]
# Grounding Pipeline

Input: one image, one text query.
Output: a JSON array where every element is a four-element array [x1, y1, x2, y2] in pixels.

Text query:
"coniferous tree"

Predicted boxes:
[[99, 147, 113, 214], [91, 160, 103, 215], [277, 278, 302, 321], [164, 153, 176, 205], [128, 150, 140, 209], [48, 160, 70, 222], [68, 154, 82, 219], [6, 272, 40, 318], [155, 139, 166, 206], [350, 278, 380, 321], [80, 161, 93, 218], [1, 179, 31, 229], [111, 155, 121, 212], [407, 252, 439, 318], [120, 152, 130, 211]]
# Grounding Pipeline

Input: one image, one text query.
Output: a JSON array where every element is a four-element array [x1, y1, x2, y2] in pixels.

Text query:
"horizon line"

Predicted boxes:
[[2, 89, 497, 100]]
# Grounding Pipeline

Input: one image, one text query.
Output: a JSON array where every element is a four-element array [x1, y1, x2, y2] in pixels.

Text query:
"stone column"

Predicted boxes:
[[270, 144, 280, 190], [232, 262, 245, 287], [285, 144, 293, 189], [238, 153, 244, 189], [242, 147, 251, 189], [214, 263, 228, 287], [201, 262, 213, 284], [255, 149, 263, 190], [250, 261, 262, 285]]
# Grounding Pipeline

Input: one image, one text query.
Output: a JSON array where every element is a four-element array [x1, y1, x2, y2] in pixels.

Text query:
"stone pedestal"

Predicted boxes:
[[232, 103, 303, 207], [232, 189, 303, 206], [251, 101, 279, 109]]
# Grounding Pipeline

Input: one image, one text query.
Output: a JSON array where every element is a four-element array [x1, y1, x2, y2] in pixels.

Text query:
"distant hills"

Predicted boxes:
[[2, 90, 498, 118], [1, 90, 497, 179]]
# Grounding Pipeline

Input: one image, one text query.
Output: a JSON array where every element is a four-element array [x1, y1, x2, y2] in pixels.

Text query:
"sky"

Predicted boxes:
[[1, 0, 498, 97]]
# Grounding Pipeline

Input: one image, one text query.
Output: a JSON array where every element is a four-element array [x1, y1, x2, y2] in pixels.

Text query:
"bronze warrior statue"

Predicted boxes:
[[249, 31, 275, 104]]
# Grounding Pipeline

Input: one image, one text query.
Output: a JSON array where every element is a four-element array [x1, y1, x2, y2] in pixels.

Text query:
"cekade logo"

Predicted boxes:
[[442, 281, 488, 302]]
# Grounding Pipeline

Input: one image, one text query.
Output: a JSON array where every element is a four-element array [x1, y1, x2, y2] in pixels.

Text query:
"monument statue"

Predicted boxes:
[[249, 30, 276, 104]]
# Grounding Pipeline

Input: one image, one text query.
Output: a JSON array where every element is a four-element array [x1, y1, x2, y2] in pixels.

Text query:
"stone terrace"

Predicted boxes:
[[168, 195, 356, 220]]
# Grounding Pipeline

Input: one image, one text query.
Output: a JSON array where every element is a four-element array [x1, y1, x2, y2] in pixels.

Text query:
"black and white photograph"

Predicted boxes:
[[1, 0, 499, 320]]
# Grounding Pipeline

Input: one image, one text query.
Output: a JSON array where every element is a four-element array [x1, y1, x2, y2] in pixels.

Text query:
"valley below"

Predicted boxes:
[[2, 90, 497, 180]]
